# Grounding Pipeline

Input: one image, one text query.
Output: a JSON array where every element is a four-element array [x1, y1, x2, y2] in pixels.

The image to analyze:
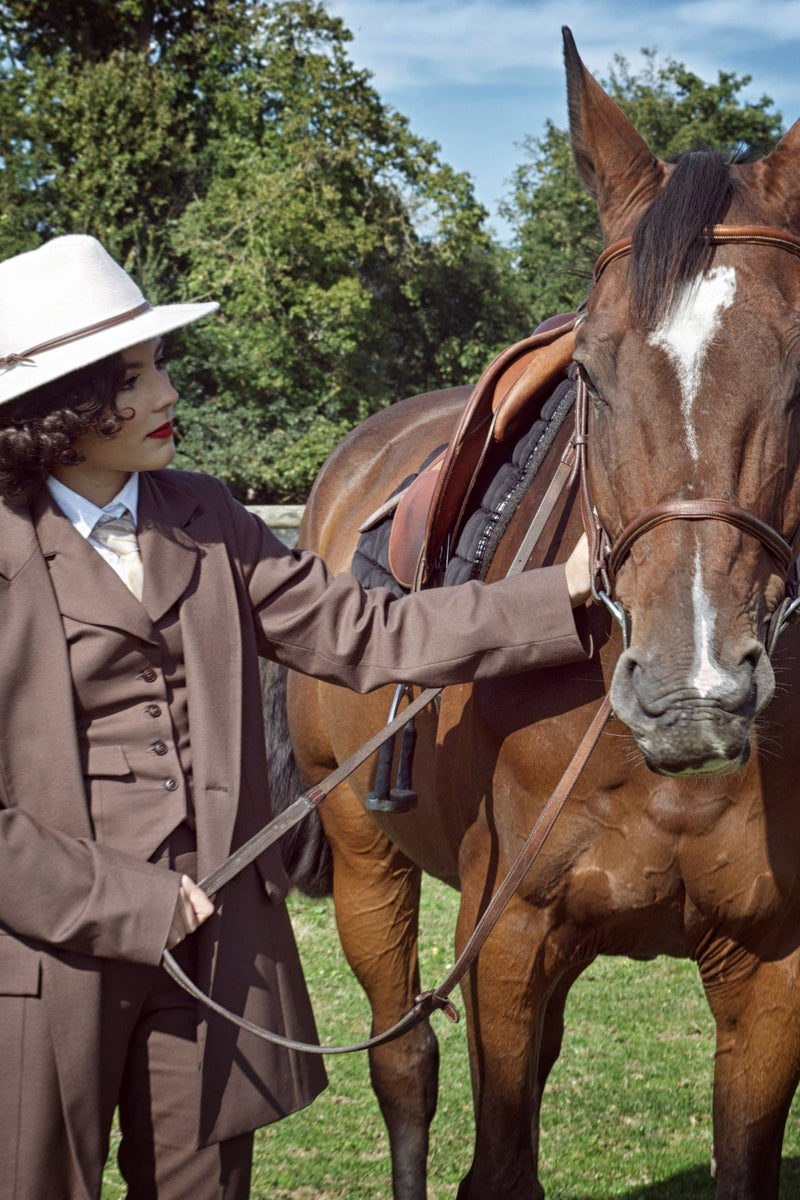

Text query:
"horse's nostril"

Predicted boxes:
[[741, 644, 762, 672], [611, 650, 669, 719], [618, 649, 640, 681]]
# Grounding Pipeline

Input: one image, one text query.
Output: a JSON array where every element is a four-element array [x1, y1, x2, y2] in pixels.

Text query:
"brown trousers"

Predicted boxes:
[[1, 827, 253, 1200]]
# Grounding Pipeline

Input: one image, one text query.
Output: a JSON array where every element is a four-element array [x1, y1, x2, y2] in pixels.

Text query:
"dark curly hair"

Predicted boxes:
[[0, 353, 127, 507]]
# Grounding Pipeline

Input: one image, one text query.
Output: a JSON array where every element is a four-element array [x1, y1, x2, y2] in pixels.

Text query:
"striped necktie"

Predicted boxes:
[[93, 510, 144, 601]]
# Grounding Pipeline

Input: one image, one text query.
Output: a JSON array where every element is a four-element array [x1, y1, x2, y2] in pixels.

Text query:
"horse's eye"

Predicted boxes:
[[576, 362, 605, 404]]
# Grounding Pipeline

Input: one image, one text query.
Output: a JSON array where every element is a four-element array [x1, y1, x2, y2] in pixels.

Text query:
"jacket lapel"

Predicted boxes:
[[141, 471, 244, 879], [33, 493, 157, 645], [33, 474, 203, 638], [138, 472, 202, 624], [0, 498, 46, 584], [0, 501, 92, 838]]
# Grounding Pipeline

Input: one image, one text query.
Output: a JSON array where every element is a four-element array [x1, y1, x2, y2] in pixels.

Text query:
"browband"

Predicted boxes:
[[594, 224, 800, 286]]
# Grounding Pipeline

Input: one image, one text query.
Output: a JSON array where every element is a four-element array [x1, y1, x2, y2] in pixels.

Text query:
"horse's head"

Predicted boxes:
[[564, 28, 800, 777]]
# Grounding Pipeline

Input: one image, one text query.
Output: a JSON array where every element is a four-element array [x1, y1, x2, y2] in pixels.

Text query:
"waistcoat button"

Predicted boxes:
[[145, 704, 162, 718], [164, 777, 179, 791], [151, 741, 168, 756], [140, 668, 157, 683]]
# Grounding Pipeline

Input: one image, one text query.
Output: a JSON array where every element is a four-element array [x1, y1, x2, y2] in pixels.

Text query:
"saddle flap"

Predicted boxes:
[[375, 314, 577, 593], [422, 314, 577, 582], [492, 324, 577, 441], [387, 451, 446, 589]]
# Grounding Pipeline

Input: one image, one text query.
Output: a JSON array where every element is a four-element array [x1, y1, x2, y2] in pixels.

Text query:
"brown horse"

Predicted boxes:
[[268, 28, 800, 1200]]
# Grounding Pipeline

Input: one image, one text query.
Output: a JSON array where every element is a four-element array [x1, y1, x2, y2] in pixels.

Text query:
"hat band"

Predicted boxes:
[[0, 300, 153, 370]]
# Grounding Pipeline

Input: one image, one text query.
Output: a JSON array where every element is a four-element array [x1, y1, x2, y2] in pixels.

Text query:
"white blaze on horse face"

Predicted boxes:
[[648, 266, 737, 463], [690, 548, 728, 698]]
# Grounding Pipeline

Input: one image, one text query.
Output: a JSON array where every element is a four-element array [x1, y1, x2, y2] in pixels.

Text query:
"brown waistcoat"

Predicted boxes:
[[36, 503, 192, 859]]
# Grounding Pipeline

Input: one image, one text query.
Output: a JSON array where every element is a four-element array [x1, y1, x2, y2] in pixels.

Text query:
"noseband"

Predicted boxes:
[[575, 224, 800, 653]]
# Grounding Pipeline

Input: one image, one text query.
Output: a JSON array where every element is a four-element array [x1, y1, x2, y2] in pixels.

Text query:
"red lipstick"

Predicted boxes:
[[147, 421, 174, 440]]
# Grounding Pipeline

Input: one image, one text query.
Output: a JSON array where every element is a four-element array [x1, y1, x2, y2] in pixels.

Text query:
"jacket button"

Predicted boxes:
[[164, 777, 179, 791], [140, 668, 157, 683], [145, 704, 162, 718], [151, 741, 168, 756]]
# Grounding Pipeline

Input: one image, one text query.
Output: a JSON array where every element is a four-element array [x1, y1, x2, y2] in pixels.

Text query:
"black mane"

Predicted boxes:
[[631, 151, 736, 328]]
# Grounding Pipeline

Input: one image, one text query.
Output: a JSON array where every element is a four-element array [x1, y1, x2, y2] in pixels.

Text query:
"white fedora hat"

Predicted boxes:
[[0, 235, 218, 408]]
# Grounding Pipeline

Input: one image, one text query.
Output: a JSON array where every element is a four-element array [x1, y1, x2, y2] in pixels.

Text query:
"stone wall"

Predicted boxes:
[[246, 505, 304, 548]]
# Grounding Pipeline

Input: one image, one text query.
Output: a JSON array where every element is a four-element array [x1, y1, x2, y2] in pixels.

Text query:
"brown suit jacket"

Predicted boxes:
[[0, 468, 587, 1196]]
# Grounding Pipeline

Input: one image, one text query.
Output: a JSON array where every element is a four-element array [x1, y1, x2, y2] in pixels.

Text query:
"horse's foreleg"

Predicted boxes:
[[530, 962, 589, 1173], [454, 886, 561, 1200], [320, 787, 436, 1200], [699, 941, 800, 1199]]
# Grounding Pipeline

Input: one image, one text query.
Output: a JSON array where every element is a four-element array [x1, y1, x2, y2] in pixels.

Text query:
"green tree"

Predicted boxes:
[[169, 0, 530, 493], [0, 0, 528, 500], [502, 51, 785, 326], [0, 0, 244, 267]]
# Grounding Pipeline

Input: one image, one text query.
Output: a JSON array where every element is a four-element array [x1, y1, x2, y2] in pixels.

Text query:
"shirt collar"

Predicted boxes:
[[46, 473, 140, 538]]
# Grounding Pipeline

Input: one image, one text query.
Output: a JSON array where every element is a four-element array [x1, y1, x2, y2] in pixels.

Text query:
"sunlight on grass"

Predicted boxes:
[[254, 879, 800, 1200], [103, 875, 800, 1198]]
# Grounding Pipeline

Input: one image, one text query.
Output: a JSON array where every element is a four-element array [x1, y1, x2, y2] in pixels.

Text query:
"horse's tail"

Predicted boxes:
[[261, 660, 333, 898]]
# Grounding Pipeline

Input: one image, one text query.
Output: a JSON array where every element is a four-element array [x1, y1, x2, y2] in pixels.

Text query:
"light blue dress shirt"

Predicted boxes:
[[46, 473, 140, 586]]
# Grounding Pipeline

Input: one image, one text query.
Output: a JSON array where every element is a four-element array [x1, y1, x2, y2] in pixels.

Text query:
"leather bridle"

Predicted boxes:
[[574, 224, 800, 653]]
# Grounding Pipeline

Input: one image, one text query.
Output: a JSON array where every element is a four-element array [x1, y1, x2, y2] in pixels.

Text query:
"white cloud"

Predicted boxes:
[[326, 0, 800, 91], [675, 0, 800, 37], [329, 0, 674, 89], [329, 0, 800, 99], [323, 0, 800, 233]]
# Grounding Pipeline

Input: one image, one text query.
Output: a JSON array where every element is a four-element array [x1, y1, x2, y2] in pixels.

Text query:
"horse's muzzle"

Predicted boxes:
[[609, 638, 773, 776]]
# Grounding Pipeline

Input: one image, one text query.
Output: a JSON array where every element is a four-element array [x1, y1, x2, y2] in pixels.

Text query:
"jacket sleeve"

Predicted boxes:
[[0, 805, 182, 965], [222, 486, 590, 693]]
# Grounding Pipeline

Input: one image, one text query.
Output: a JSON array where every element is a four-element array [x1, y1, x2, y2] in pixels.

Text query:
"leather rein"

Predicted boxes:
[[576, 223, 800, 652], [163, 409, 616, 1052], [164, 222, 800, 1053]]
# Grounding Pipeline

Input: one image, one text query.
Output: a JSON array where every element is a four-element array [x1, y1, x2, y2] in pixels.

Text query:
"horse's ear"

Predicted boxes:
[[744, 116, 800, 233], [563, 27, 665, 240]]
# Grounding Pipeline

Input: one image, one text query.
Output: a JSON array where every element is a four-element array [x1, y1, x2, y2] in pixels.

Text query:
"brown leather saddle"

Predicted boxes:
[[379, 313, 577, 589]]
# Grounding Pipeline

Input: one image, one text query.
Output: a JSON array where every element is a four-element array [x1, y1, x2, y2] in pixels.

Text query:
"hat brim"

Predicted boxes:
[[0, 300, 219, 408]]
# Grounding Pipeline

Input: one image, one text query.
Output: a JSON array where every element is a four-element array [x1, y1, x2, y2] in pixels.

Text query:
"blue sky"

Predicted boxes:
[[326, 0, 800, 241]]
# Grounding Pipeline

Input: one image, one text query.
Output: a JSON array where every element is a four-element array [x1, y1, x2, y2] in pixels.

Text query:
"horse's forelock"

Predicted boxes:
[[630, 151, 736, 328]]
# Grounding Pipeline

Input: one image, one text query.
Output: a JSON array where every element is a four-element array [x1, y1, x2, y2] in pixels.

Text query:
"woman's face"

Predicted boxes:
[[52, 337, 178, 504]]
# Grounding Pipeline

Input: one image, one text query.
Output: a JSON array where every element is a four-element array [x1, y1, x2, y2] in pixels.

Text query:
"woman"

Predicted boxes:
[[0, 235, 591, 1200]]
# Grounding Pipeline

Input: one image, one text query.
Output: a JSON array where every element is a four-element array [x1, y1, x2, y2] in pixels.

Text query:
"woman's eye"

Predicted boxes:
[[120, 373, 139, 392]]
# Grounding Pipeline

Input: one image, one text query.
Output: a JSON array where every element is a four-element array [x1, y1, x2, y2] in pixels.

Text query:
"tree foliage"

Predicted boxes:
[[0, 9, 788, 498], [0, 0, 526, 499], [502, 51, 785, 327]]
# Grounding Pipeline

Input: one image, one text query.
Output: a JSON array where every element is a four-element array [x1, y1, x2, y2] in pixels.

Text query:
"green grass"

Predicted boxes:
[[102, 876, 800, 1198]]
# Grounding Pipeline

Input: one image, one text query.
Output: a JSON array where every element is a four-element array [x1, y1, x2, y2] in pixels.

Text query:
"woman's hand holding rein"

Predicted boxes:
[[166, 873, 215, 949]]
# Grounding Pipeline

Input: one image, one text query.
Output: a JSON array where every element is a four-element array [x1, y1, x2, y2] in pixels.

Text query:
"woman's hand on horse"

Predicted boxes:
[[565, 533, 591, 607], [166, 873, 215, 949]]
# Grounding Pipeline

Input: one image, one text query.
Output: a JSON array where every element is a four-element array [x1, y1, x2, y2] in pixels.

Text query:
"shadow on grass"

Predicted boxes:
[[554, 1156, 800, 1200]]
